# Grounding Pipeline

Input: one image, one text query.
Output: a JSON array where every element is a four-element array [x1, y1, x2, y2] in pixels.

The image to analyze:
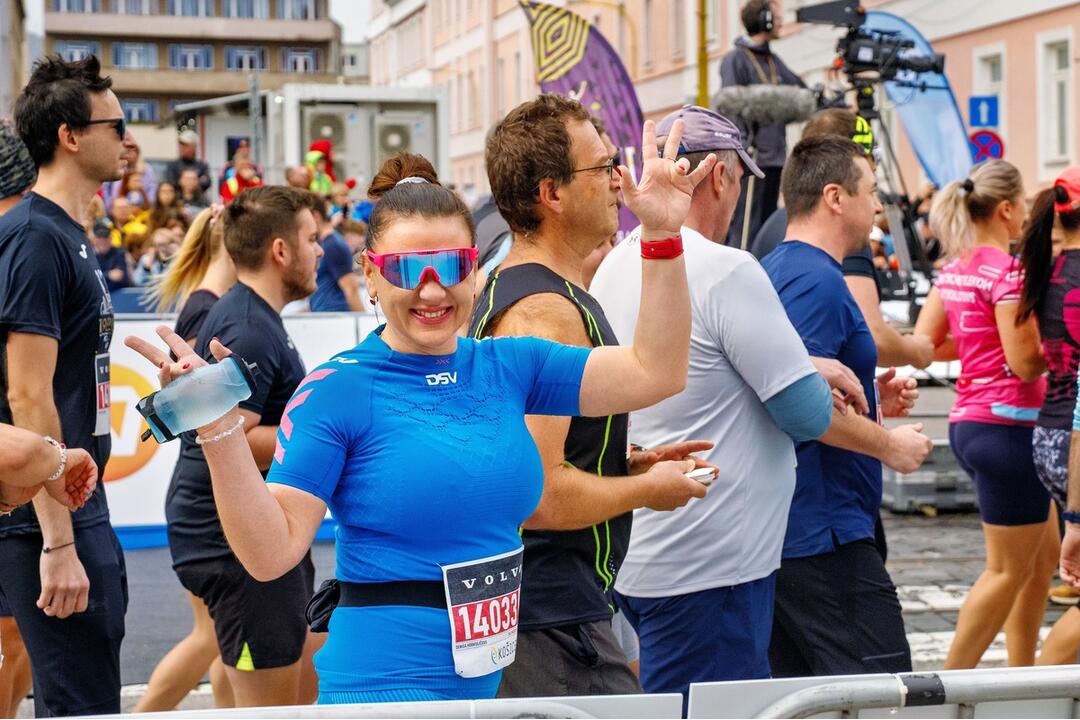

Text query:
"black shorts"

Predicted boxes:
[[950, 422, 1049, 526], [770, 538, 911, 677], [175, 552, 314, 670]]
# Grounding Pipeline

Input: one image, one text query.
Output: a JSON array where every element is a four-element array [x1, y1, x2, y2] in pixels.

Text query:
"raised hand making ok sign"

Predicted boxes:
[[618, 119, 717, 241]]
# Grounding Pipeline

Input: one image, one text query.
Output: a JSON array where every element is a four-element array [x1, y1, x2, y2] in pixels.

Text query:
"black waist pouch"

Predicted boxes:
[[305, 579, 447, 632]]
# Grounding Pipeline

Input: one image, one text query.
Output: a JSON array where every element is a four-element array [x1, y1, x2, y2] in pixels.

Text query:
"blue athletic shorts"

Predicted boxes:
[[950, 421, 1049, 526], [613, 573, 775, 711]]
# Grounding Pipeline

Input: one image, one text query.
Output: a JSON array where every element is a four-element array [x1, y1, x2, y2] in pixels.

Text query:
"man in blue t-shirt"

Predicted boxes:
[[309, 199, 363, 312], [762, 135, 932, 677], [0, 54, 132, 717]]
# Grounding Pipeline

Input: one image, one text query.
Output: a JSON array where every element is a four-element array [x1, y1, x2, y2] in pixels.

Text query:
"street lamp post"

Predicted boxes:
[[696, 0, 709, 106]]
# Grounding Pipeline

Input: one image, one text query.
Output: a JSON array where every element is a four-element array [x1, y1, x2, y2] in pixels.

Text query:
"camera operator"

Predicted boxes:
[[720, 0, 805, 247]]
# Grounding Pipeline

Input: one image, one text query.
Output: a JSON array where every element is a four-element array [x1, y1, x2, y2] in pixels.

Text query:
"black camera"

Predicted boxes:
[[796, 0, 944, 81]]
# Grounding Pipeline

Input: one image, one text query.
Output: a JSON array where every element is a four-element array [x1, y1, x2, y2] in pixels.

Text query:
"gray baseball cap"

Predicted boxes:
[[0, 130, 36, 200], [656, 105, 764, 179]]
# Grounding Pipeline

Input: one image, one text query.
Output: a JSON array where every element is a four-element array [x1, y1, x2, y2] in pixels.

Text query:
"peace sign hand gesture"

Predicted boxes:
[[619, 119, 717, 240]]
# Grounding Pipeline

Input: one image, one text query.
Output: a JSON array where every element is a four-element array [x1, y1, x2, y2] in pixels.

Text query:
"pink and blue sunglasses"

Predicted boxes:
[[365, 247, 479, 290]]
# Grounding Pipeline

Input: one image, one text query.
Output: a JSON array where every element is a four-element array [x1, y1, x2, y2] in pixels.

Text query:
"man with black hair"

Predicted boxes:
[[0, 53, 133, 716], [720, 0, 804, 247], [309, 197, 364, 312]]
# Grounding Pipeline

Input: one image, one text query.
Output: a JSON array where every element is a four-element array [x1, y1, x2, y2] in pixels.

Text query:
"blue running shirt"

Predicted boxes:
[[267, 327, 589, 699]]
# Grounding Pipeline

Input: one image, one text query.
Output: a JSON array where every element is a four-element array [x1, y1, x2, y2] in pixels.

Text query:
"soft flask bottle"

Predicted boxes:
[[137, 355, 258, 443]]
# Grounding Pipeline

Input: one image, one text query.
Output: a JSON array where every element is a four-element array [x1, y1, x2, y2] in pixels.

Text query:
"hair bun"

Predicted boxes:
[[368, 153, 440, 200], [962, 178, 975, 193]]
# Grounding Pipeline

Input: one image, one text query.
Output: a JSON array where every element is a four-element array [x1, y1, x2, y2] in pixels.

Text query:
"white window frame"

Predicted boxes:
[[280, 0, 319, 20], [671, 0, 686, 61], [169, 44, 214, 70], [110, 0, 155, 13], [706, 0, 719, 46], [970, 41, 1006, 140], [225, 45, 267, 71], [282, 47, 321, 73], [55, 40, 101, 62], [643, 0, 654, 70], [55, 0, 100, 11], [1036, 27, 1075, 180], [225, 0, 270, 18], [113, 42, 157, 69], [121, 98, 159, 123]]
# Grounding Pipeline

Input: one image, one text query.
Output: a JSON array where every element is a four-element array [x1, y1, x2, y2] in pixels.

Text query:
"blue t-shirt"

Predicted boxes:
[[309, 231, 353, 312], [267, 327, 589, 698], [762, 241, 880, 559]]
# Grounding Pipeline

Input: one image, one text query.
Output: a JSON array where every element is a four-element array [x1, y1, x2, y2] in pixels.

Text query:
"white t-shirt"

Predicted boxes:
[[590, 226, 817, 597]]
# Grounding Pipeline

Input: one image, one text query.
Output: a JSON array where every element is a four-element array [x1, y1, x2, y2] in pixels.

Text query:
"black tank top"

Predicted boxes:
[[469, 262, 631, 630]]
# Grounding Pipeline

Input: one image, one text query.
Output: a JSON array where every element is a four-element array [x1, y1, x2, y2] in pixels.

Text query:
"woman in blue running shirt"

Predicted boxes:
[[126, 117, 715, 704]]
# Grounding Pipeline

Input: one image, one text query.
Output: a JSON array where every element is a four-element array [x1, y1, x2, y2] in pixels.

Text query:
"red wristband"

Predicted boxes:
[[640, 235, 683, 260]]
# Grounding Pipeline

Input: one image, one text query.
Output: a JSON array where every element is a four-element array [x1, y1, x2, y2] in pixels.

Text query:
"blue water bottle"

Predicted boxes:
[[137, 356, 258, 443]]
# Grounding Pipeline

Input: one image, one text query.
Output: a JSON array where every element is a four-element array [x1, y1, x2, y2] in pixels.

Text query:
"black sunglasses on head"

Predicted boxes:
[[79, 117, 126, 140]]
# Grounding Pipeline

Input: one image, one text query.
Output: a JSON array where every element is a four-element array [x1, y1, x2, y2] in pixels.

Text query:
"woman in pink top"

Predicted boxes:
[[915, 160, 1050, 669]]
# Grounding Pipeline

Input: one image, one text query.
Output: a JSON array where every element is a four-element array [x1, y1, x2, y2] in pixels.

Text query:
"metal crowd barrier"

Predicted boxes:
[[688, 666, 1080, 719]]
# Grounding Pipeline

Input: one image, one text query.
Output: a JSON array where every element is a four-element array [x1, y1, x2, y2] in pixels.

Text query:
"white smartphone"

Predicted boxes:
[[686, 467, 717, 486]]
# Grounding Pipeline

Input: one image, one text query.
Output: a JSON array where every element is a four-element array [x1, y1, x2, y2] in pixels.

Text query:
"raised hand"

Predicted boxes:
[[124, 325, 231, 389], [618, 119, 717, 239], [43, 448, 98, 512]]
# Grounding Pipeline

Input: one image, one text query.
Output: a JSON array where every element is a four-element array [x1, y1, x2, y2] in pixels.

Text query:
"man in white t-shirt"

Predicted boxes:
[[590, 105, 834, 703]]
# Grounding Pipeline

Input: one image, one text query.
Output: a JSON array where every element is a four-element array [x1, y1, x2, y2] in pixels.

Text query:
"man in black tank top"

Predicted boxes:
[[472, 95, 709, 697]]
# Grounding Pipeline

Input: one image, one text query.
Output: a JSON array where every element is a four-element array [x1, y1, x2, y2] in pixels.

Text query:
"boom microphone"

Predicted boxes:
[[714, 85, 819, 127]]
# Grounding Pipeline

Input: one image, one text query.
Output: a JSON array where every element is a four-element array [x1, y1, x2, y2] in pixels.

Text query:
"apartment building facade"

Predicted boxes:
[[366, 0, 751, 200], [368, 0, 1077, 199], [44, 0, 352, 159]]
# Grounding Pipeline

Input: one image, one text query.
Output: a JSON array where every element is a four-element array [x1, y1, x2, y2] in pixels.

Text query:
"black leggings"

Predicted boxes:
[[950, 421, 1049, 526]]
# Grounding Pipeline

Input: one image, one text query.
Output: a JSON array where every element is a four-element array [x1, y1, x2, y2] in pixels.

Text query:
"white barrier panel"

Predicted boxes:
[[104, 313, 380, 548], [98, 693, 684, 719]]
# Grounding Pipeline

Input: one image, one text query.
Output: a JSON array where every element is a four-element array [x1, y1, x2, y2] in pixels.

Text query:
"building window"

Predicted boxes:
[[224, 0, 270, 17], [707, 0, 719, 43], [672, 0, 686, 59], [53, 0, 100, 10], [514, 51, 521, 104], [279, 0, 321, 19], [468, 70, 479, 129], [121, 98, 159, 123], [167, 0, 211, 16], [1036, 37, 1071, 171], [496, 57, 505, 117], [110, 0, 155, 13], [54, 40, 101, 62], [643, 0, 653, 68], [282, 48, 322, 73], [112, 42, 157, 69], [225, 46, 268, 70], [168, 44, 214, 70], [396, 15, 423, 71]]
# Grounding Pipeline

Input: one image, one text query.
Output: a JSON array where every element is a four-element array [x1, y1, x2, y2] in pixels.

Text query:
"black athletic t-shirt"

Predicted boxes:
[[469, 263, 631, 630], [174, 289, 219, 344], [166, 282, 306, 567], [1037, 250, 1080, 430], [0, 193, 114, 536]]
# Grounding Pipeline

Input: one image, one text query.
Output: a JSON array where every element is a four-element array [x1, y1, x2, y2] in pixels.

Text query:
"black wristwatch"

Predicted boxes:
[[1063, 510, 1080, 525]]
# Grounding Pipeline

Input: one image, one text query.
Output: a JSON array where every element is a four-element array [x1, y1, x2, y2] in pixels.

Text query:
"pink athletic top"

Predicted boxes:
[[936, 246, 1046, 425]]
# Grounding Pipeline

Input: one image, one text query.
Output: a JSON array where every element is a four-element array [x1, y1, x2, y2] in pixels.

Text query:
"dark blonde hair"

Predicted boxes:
[[149, 207, 222, 312], [930, 160, 1024, 258], [366, 152, 474, 250]]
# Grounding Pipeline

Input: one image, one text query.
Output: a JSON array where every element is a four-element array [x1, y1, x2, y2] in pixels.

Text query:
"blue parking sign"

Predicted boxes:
[[969, 96, 999, 128]]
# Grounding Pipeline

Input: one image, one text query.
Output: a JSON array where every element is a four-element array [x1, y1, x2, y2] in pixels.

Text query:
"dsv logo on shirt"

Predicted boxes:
[[425, 372, 458, 385]]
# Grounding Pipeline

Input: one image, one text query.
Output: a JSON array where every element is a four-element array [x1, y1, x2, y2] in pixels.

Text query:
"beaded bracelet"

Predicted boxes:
[[195, 415, 246, 445], [43, 436, 67, 482]]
